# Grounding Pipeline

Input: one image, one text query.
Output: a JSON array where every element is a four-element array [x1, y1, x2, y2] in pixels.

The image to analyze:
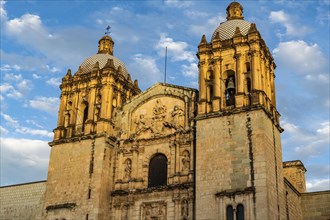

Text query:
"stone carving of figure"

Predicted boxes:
[[171, 105, 184, 128], [135, 114, 148, 135], [124, 159, 132, 179], [153, 99, 166, 116], [182, 151, 190, 172], [181, 199, 189, 218]]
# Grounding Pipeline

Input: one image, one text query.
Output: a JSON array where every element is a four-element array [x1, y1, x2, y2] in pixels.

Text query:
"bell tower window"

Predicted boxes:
[[226, 205, 234, 220], [236, 204, 244, 220], [225, 74, 236, 106], [148, 154, 168, 188]]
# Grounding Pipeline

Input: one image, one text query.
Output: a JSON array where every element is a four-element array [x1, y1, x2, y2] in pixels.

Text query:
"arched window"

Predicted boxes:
[[82, 102, 88, 132], [236, 204, 244, 220], [148, 154, 167, 188], [226, 205, 234, 220]]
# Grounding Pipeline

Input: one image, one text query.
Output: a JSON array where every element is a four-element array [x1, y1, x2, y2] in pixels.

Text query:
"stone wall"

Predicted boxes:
[[0, 181, 46, 220], [284, 178, 302, 219], [301, 191, 330, 220]]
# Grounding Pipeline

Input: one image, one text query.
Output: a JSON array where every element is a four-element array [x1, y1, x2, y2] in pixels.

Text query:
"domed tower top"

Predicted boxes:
[[226, 1, 244, 20], [97, 29, 114, 55]]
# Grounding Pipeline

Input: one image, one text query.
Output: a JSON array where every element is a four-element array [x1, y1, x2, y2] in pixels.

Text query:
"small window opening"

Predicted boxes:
[[236, 204, 244, 220], [226, 205, 234, 220], [245, 62, 251, 72], [207, 85, 214, 103], [82, 103, 88, 132]]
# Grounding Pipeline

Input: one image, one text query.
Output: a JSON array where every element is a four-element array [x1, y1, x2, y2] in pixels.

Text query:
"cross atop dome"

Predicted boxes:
[[226, 1, 244, 20]]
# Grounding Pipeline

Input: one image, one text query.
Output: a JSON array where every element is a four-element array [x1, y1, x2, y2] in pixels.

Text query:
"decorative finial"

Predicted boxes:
[[226, 2, 244, 20], [105, 26, 111, 36]]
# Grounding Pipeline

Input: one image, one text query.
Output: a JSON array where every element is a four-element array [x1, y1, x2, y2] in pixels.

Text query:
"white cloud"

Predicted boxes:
[[1, 5, 96, 71], [282, 119, 330, 160], [190, 14, 225, 38], [0, 137, 50, 169], [0, 64, 21, 72], [128, 54, 162, 89], [182, 63, 198, 78], [0, 1, 7, 21], [156, 33, 196, 63], [3, 73, 22, 81], [0, 126, 9, 135], [17, 79, 32, 92], [32, 73, 41, 79], [306, 179, 330, 192], [29, 96, 59, 115], [46, 77, 61, 88], [1, 112, 19, 127], [15, 127, 53, 138], [273, 40, 327, 76], [0, 76, 32, 99], [1, 112, 52, 138], [164, 0, 192, 8], [269, 10, 310, 37], [26, 119, 44, 129], [45, 65, 60, 73], [6, 13, 44, 35]]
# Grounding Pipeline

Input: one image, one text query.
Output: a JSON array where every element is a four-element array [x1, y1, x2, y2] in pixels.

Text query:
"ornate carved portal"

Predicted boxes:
[[141, 201, 166, 220], [132, 99, 185, 139]]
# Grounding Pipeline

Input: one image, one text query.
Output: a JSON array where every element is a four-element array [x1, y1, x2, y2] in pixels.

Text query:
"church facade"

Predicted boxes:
[[1, 2, 329, 220]]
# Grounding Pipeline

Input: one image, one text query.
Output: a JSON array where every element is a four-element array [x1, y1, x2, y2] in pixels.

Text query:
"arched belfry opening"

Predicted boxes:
[[80, 101, 89, 133], [148, 154, 168, 188], [225, 70, 236, 107]]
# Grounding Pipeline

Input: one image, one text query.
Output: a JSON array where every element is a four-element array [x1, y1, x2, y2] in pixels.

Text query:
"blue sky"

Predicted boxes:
[[0, 0, 329, 192]]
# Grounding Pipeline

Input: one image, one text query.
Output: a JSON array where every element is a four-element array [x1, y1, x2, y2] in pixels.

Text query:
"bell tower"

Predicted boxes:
[[195, 2, 285, 219], [41, 34, 140, 220]]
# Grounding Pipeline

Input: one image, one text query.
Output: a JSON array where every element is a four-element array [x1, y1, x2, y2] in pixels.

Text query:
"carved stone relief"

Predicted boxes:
[[181, 199, 189, 220], [132, 98, 185, 139], [141, 201, 166, 220]]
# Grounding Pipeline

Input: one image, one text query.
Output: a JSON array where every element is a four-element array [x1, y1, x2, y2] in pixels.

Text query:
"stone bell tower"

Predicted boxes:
[[41, 34, 140, 220], [195, 2, 285, 219]]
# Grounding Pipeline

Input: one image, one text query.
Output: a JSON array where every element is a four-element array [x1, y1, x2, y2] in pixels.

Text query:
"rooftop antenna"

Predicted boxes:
[[164, 46, 167, 84], [105, 26, 111, 36]]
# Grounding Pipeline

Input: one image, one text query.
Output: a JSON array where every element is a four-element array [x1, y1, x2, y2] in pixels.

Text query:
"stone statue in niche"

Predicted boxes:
[[171, 105, 184, 128], [181, 199, 189, 220], [64, 112, 70, 127], [142, 202, 166, 220], [124, 159, 132, 179], [181, 151, 190, 173]]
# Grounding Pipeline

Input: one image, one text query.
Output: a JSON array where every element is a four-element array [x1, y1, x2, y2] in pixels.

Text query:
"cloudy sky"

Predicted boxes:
[[0, 0, 329, 192]]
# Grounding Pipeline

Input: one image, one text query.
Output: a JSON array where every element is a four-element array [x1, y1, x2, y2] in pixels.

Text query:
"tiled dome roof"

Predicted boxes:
[[79, 54, 129, 78], [212, 19, 251, 41]]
